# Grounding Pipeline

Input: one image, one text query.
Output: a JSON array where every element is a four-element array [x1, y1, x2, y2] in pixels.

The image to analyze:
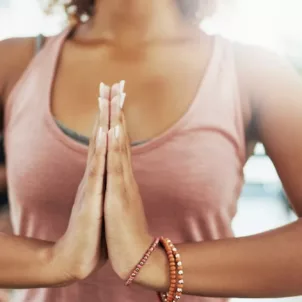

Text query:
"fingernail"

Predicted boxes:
[[97, 127, 104, 148], [119, 93, 126, 109], [119, 80, 125, 94], [98, 97, 105, 111], [99, 82, 106, 98], [114, 125, 120, 139]]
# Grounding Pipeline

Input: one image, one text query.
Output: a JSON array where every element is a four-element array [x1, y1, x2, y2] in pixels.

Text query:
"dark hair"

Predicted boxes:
[[47, 0, 208, 23]]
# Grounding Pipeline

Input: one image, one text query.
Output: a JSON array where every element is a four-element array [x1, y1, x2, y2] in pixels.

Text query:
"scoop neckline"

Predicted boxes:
[[44, 27, 221, 156]]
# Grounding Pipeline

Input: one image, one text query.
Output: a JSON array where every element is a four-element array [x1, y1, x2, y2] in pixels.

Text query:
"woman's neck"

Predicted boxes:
[[76, 0, 196, 46]]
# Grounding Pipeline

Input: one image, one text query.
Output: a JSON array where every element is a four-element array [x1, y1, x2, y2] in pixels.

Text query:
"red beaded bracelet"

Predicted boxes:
[[125, 237, 160, 286], [158, 238, 184, 302]]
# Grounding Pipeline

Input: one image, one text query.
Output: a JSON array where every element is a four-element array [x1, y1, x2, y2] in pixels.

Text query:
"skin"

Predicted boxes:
[[1, 0, 302, 298]]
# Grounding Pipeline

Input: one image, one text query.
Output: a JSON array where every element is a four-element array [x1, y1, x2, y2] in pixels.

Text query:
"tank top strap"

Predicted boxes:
[[4, 28, 72, 130], [186, 35, 246, 164], [35, 34, 46, 54], [224, 39, 246, 163], [221, 36, 246, 163]]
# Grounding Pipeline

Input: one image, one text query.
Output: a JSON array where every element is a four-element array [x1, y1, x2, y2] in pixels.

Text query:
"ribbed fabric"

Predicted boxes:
[[4, 29, 245, 302]]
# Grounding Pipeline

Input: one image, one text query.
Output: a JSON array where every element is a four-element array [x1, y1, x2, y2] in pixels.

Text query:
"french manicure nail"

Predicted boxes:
[[99, 82, 106, 98], [119, 80, 126, 94], [98, 97, 105, 111], [119, 93, 126, 109], [114, 125, 120, 139]]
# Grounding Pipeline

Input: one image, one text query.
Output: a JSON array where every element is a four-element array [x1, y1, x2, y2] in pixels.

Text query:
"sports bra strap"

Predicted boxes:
[[35, 34, 45, 54]]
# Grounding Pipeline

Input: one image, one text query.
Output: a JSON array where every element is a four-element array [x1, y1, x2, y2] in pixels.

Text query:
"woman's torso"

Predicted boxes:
[[4, 28, 246, 302]]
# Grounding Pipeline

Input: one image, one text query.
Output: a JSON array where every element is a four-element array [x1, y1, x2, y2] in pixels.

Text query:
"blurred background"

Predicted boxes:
[[0, 0, 301, 301]]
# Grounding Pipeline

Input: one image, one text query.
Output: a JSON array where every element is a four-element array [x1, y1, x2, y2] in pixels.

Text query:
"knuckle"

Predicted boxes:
[[112, 163, 123, 176], [120, 143, 127, 155], [94, 190, 103, 199], [88, 165, 98, 178], [95, 145, 106, 157], [112, 143, 120, 154]]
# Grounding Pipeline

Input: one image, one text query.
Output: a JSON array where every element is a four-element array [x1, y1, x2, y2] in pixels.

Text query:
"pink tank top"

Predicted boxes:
[[4, 29, 245, 302]]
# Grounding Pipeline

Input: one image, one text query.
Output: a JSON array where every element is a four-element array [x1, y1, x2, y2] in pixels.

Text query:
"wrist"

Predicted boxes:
[[46, 243, 80, 286], [134, 244, 170, 292]]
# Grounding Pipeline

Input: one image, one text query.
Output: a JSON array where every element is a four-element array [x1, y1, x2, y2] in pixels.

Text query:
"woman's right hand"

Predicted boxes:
[[0, 85, 110, 289], [50, 84, 110, 284]]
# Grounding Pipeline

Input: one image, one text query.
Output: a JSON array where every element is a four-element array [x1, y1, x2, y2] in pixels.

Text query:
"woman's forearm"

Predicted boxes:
[[0, 233, 73, 289], [136, 219, 302, 298]]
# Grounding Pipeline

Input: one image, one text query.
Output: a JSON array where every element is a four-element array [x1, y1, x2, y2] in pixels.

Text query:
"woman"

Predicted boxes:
[[1, 0, 302, 301]]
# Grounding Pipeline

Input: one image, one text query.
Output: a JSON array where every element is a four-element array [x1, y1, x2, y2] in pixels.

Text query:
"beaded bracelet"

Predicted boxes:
[[169, 239, 184, 301], [125, 237, 160, 286], [158, 238, 184, 302]]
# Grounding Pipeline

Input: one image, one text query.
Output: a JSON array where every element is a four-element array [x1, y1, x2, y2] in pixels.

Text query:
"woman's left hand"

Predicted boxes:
[[104, 89, 154, 281]]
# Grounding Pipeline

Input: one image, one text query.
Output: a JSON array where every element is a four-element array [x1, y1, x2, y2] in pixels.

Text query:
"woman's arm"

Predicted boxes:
[[109, 45, 302, 298], [0, 234, 64, 289], [137, 221, 302, 298]]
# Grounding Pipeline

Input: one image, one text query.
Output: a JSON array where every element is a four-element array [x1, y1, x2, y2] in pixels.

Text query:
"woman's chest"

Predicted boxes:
[[51, 42, 209, 142]]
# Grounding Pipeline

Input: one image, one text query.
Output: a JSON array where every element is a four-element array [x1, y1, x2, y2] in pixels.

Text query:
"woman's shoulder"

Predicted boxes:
[[0, 37, 38, 106], [232, 42, 297, 103], [232, 40, 302, 142]]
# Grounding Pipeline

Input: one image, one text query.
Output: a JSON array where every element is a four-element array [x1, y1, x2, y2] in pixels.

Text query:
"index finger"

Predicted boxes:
[[86, 82, 110, 167], [84, 81, 111, 195]]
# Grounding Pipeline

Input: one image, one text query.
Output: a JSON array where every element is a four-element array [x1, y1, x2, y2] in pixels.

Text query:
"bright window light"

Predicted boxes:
[[1, 0, 302, 57], [202, 0, 302, 54]]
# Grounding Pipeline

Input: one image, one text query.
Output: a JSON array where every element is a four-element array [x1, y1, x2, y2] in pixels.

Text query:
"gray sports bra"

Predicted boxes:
[[36, 35, 145, 147]]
